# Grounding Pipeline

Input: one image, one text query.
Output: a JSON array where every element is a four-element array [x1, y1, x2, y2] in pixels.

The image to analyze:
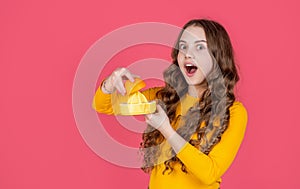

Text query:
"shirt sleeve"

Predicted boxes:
[[92, 80, 162, 114], [176, 102, 248, 185]]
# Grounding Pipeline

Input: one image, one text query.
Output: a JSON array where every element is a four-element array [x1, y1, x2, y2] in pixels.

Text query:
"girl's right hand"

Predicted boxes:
[[101, 67, 139, 96]]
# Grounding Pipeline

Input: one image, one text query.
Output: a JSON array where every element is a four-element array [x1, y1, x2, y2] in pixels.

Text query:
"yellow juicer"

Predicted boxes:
[[115, 78, 156, 115]]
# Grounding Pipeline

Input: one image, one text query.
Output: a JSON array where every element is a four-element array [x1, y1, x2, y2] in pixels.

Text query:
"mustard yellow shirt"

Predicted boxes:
[[92, 85, 248, 189]]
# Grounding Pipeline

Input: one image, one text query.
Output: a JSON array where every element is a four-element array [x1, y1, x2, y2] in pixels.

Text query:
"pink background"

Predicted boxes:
[[1, 0, 299, 188]]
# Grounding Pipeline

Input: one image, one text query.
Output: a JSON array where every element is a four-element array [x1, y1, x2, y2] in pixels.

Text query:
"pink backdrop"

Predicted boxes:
[[1, 0, 299, 188]]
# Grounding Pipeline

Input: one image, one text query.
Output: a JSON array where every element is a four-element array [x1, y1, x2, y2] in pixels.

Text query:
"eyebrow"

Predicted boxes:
[[179, 40, 207, 43]]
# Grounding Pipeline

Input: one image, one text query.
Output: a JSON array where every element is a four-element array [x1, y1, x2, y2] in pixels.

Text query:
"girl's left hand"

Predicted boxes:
[[145, 104, 170, 130]]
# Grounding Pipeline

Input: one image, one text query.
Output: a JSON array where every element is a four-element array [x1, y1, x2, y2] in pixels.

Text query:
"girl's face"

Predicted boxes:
[[177, 26, 213, 86]]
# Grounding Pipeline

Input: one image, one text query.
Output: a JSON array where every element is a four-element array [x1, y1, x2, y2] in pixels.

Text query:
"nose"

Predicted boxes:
[[183, 46, 194, 59], [185, 51, 194, 59]]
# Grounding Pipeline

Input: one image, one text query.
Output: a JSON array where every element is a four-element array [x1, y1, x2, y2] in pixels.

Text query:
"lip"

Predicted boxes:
[[184, 61, 197, 67], [184, 61, 198, 77]]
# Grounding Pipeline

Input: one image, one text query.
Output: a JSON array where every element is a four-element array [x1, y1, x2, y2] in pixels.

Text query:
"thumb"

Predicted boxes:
[[156, 104, 164, 113], [145, 113, 152, 120]]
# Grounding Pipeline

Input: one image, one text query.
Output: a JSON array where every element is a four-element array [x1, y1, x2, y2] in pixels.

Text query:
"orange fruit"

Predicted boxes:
[[124, 78, 146, 94]]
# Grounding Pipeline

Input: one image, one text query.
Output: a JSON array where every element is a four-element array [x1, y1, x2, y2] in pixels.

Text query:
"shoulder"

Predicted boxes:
[[229, 101, 248, 117], [228, 101, 248, 131]]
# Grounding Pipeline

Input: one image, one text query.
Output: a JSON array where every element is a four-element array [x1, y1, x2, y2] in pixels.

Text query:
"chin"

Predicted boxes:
[[189, 82, 203, 86], [184, 77, 204, 86]]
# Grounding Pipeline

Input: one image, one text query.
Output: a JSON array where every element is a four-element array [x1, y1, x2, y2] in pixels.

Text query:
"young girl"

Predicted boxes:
[[93, 19, 248, 189]]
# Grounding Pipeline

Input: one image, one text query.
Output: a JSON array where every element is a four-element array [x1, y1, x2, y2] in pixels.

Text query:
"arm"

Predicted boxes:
[[175, 102, 248, 185], [146, 101, 247, 185]]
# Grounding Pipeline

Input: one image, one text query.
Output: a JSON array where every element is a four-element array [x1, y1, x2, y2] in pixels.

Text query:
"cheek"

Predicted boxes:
[[177, 52, 184, 61], [177, 53, 185, 66], [195, 53, 213, 76]]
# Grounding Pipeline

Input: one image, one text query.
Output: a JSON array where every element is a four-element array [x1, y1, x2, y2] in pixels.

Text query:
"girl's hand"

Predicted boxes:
[[145, 104, 176, 139], [146, 104, 185, 152], [102, 67, 139, 96], [145, 104, 170, 130]]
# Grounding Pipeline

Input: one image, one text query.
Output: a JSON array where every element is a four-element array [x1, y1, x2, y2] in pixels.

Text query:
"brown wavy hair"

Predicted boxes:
[[140, 19, 239, 174]]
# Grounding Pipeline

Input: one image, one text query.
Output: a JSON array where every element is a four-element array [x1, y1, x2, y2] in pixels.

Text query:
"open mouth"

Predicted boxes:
[[184, 62, 198, 75]]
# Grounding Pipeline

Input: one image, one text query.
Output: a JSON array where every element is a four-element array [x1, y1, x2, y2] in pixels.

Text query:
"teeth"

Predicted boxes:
[[185, 63, 194, 67]]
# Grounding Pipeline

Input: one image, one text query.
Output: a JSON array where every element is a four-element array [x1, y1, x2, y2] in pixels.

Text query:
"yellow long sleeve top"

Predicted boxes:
[[92, 85, 248, 189]]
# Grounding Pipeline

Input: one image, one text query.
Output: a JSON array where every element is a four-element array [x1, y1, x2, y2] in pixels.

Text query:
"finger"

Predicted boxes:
[[156, 104, 163, 112], [145, 120, 154, 127], [117, 68, 132, 81], [131, 74, 141, 78], [145, 119, 150, 125], [114, 78, 126, 95], [110, 72, 120, 87], [123, 70, 135, 83]]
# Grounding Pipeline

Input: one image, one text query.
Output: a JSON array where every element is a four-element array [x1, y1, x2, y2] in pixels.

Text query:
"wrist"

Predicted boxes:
[[166, 132, 187, 154], [159, 122, 176, 139], [101, 79, 113, 94]]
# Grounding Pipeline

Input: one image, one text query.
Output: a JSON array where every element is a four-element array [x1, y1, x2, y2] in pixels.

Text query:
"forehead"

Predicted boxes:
[[180, 26, 206, 41]]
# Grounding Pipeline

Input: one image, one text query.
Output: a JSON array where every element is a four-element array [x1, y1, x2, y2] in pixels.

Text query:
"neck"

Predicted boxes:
[[188, 82, 207, 98]]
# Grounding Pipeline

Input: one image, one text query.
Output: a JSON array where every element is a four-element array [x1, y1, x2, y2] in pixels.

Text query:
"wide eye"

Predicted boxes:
[[179, 43, 186, 50], [196, 44, 205, 50]]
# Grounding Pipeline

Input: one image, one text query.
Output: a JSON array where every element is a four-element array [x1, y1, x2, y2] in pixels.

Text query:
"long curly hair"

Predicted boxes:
[[140, 19, 239, 174]]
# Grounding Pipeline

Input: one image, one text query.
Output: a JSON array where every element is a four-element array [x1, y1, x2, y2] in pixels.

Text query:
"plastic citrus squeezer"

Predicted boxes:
[[112, 78, 156, 115]]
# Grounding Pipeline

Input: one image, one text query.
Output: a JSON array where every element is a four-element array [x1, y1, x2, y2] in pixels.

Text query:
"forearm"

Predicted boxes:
[[175, 102, 248, 185], [159, 124, 187, 154], [176, 143, 221, 185], [158, 123, 219, 184]]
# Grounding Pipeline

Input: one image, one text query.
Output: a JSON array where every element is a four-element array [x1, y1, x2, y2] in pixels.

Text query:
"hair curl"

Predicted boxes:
[[140, 19, 239, 174]]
